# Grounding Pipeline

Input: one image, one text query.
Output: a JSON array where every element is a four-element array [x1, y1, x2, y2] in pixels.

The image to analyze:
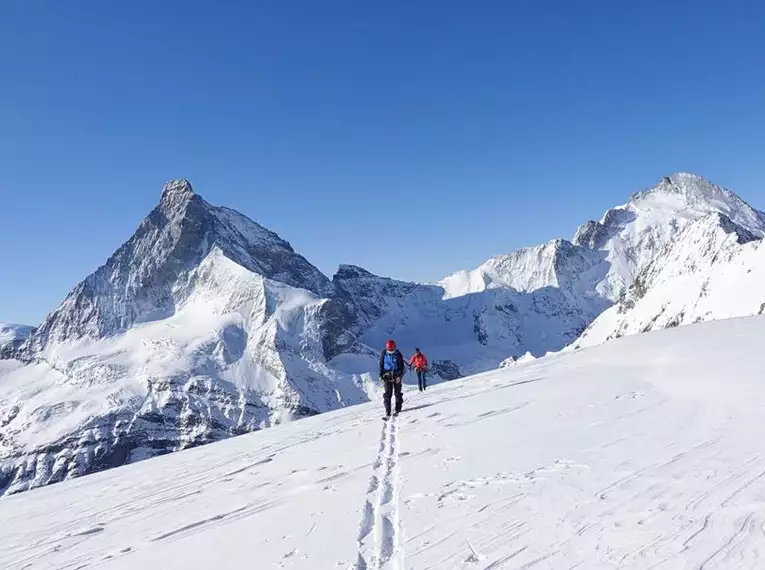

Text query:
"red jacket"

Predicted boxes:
[[409, 352, 428, 370]]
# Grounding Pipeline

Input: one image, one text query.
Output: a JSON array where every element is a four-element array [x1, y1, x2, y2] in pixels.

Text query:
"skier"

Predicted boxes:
[[408, 347, 428, 392], [379, 339, 405, 418]]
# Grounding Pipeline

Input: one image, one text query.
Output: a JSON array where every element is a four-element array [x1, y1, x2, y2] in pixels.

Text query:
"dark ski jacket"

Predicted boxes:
[[379, 349, 405, 379]]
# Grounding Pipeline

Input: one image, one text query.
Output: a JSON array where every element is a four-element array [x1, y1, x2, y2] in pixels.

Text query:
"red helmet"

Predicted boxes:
[[385, 339, 396, 351]]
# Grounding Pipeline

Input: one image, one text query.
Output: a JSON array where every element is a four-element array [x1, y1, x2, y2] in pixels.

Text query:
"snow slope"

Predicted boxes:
[[4, 317, 765, 569]]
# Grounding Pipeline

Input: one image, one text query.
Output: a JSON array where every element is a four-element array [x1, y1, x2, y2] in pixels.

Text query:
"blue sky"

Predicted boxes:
[[2, 1, 764, 325]]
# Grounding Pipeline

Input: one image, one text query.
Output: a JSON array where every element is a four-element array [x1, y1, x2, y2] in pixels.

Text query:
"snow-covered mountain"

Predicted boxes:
[[21, 180, 335, 353], [0, 323, 34, 356], [5, 179, 577, 496], [6, 316, 765, 569], [442, 172, 765, 352], [573, 212, 765, 347], [0, 181, 373, 496], [3, 172, 764, 497], [331, 261, 593, 375], [442, 173, 765, 306], [571, 172, 765, 301]]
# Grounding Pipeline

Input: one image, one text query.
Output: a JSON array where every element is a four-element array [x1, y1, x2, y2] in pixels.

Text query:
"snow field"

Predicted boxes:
[[4, 316, 765, 568]]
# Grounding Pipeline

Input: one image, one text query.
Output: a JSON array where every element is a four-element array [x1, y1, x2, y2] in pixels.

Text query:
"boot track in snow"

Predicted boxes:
[[355, 416, 404, 569]]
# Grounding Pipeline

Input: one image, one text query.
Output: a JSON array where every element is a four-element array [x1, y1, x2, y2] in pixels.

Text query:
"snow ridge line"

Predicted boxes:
[[355, 416, 403, 569]]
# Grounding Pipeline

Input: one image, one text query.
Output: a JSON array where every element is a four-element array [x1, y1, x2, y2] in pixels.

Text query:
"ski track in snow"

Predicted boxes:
[[356, 416, 403, 569]]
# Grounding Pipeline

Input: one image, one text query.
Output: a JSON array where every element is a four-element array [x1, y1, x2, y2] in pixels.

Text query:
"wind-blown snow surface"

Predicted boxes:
[[5, 317, 765, 570]]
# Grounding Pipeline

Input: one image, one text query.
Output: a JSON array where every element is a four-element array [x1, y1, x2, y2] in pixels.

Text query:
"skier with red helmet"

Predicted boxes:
[[379, 339, 405, 418]]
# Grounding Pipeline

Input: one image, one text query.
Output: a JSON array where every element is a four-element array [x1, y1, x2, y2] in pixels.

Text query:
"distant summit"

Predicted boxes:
[[442, 173, 765, 307], [21, 180, 332, 353]]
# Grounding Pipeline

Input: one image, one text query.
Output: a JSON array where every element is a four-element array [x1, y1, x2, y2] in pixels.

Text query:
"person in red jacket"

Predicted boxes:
[[408, 347, 428, 392]]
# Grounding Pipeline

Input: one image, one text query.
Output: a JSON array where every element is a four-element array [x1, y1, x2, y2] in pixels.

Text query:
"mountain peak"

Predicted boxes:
[[662, 171, 715, 190], [629, 172, 733, 206], [621, 173, 765, 235], [158, 179, 199, 216], [19, 179, 333, 352], [666, 171, 706, 183], [161, 178, 195, 198], [334, 264, 376, 280]]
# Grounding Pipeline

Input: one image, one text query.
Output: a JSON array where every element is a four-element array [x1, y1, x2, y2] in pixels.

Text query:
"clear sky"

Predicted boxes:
[[2, 1, 764, 325]]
